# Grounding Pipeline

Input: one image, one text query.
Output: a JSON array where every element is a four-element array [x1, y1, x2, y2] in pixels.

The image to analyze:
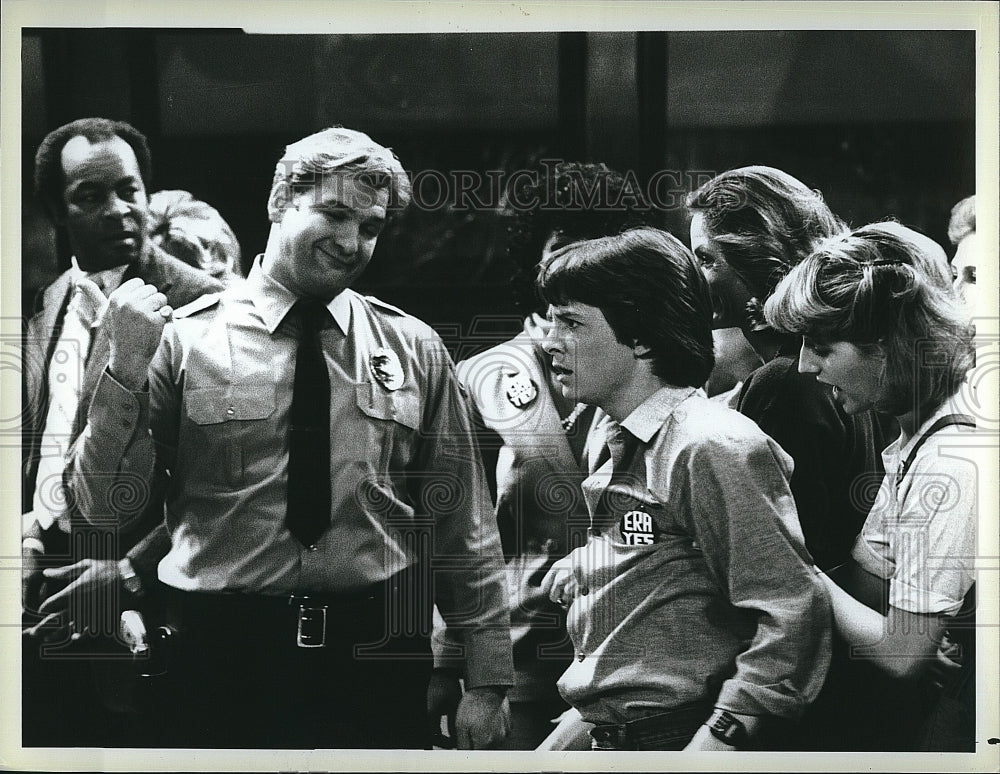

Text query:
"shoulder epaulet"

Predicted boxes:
[[173, 292, 222, 319], [363, 294, 408, 317]]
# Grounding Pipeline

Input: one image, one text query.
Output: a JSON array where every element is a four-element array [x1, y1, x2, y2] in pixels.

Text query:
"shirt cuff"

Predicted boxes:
[[90, 368, 149, 451], [461, 628, 515, 690], [890, 578, 964, 616], [715, 678, 808, 721]]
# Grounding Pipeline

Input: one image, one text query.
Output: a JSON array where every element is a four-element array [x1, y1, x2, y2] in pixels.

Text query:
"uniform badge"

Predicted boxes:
[[502, 368, 537, 409], [619, 510, 659, 546], [369, 347, 404, 390]]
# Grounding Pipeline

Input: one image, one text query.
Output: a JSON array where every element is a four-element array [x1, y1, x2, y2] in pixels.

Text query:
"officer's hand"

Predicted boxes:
[[106, 277, 172, 390], [426, 670, 462, 747], [455, 687, 510, 750], [32, 559, 122, 640]]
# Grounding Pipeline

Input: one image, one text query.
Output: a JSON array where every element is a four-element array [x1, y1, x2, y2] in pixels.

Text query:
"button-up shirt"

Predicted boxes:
[[71, 257, 513, 688], [557, 386, 831, 724], [852, 391, 977, 616]]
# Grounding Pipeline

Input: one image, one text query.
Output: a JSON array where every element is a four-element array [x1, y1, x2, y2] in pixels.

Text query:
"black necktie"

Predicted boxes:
[[286, 299, 332, 546]]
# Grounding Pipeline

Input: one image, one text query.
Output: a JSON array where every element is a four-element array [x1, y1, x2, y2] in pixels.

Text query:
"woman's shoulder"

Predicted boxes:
[[739, 354, 841, 422]]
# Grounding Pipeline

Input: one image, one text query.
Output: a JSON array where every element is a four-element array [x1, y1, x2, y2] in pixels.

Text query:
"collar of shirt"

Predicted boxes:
[[881, 382, 971, 472], [619, 385, 699, 444], [245, 254, 352, 336], [69, 256, 129, 294]]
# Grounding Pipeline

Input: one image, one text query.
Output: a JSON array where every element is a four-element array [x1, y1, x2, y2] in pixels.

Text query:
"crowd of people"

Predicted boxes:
[[21, 117, 981, 752]]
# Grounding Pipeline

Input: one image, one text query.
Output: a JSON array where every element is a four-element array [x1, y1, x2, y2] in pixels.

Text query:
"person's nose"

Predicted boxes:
[[540, 323, 563, 356], [103, 192, 131, 220], [331, 222, 359, 256], [798, 341, 821, 374]]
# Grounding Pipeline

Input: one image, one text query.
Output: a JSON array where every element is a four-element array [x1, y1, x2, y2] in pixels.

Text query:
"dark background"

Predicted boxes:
[[22, 29, 975, 357]]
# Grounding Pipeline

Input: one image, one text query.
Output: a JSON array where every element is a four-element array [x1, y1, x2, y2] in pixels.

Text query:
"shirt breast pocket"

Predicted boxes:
[[183, 384, 276, 487], [354, 382, 420, 430], [354, 382, 421, 472]]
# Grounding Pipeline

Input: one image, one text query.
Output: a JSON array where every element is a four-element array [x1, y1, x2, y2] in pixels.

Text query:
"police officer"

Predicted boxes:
[[69, 127, 513, 749]]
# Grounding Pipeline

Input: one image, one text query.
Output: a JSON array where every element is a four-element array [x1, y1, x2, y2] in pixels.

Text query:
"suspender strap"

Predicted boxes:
[[898, 413, 976, 483]]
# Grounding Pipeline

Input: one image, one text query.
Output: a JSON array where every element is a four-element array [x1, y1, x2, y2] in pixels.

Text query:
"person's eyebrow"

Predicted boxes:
[[551, 307, 582, 323]]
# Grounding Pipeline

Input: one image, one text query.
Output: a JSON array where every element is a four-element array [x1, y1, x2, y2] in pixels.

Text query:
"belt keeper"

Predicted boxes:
[[291, 595, 328, 648]]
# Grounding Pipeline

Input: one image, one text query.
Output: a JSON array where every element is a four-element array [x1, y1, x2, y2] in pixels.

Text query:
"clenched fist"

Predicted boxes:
[[104, 277, 173, 390]]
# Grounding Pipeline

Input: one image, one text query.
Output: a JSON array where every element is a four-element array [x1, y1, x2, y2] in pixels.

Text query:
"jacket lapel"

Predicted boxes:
[[39, 272, 73, 362]]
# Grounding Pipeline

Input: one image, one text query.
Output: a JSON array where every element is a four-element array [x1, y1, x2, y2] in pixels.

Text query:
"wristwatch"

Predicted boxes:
[[118, 557, 145, 598], [705, 708, 750, 748]]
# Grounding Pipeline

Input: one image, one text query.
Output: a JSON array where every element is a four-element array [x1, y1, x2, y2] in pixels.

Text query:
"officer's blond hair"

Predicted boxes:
[[272, 126, 411, 209]]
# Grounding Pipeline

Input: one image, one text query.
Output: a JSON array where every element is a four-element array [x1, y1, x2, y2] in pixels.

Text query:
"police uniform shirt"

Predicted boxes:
[[71, 256, 514, 689]]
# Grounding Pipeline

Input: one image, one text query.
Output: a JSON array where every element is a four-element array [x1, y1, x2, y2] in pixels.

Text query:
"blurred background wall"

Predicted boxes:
[[21, 28, 975, 353]]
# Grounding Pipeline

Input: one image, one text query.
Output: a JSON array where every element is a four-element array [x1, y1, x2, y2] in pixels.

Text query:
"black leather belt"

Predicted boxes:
[[589, 700, 714, 751], [164, 582, 390, 649]]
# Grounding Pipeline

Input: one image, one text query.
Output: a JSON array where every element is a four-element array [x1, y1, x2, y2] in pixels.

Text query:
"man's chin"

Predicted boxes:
[[103, 239, 144, 264], [78, 248, 140, 272]]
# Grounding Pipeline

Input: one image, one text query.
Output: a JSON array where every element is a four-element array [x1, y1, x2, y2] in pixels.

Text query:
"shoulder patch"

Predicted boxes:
[[173, 292, 221, 319]]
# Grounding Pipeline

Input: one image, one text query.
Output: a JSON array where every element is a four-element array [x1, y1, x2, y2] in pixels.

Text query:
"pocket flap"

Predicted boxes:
[[355, 382, 420, 430], [186, 384, 276, 425]]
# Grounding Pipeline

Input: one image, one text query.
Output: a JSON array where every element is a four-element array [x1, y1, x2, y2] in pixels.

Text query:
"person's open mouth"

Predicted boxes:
[[551, 362, 573, 383], [105, 230, 138, 246], [819, 379, 842, 401]]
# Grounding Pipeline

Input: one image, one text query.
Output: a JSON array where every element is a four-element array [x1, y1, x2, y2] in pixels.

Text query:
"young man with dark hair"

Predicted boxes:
[[536, 227, 831, 751], [441, 162, 669, 748]]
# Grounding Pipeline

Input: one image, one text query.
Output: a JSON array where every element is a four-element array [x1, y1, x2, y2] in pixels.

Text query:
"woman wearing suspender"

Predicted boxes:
[[764, 222, 977, 751], [686, 167, 893, 572]]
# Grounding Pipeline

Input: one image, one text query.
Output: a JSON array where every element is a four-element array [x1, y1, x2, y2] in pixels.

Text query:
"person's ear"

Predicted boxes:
[[267, 180, 292, 224]]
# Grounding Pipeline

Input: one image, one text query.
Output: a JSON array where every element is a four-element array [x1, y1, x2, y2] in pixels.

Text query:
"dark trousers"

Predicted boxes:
[[156, 572, 433, 749]]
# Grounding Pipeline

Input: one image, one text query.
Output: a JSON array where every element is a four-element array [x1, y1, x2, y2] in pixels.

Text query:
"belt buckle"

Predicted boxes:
[[291, 595, 328, 648], [591, 723, 628, 750]]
